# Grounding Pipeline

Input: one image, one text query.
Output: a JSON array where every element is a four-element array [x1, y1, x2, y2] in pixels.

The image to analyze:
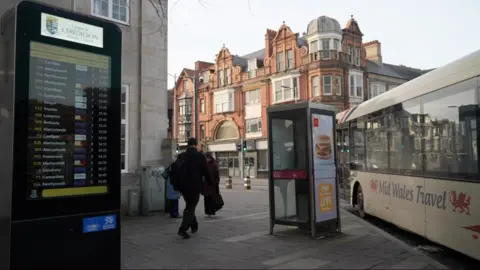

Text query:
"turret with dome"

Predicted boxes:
[[305, 15, 343, 61]]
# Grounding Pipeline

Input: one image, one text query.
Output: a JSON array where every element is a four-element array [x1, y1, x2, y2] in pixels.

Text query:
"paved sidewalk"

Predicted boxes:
[[121, 189, 447, 269]]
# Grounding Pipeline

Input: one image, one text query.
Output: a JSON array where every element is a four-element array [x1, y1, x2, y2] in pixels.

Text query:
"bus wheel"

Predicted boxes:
[[356, 185, 366, 218]]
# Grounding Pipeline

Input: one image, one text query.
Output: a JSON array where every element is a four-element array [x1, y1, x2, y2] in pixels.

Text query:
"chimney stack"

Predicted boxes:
[[363, 40, 382, 64]]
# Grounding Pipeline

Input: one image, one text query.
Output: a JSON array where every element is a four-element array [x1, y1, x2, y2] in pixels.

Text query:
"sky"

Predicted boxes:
[[167, 0, 480, 89]]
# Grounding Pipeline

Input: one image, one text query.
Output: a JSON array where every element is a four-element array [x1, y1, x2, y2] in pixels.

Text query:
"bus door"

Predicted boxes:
[[336, 125, 351, 201]]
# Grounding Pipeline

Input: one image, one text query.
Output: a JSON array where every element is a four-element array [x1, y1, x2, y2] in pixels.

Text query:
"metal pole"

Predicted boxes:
[[193, 73, 199, 138], [172, 74, 177, 158], [240, 138, 244, 180]]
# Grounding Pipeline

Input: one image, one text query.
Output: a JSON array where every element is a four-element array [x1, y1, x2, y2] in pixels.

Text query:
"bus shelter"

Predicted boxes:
[[267, 101, 342, 238]]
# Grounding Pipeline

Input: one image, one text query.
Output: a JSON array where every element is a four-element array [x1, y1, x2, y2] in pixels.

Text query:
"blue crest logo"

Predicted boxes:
[[46, 16, 58, 35]]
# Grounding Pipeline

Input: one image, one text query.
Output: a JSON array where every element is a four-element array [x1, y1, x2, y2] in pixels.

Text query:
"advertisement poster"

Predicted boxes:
[[312, 113, 338, 223]]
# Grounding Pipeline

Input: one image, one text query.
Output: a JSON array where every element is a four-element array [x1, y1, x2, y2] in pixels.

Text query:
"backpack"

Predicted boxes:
[[170, 154, 188, 191]]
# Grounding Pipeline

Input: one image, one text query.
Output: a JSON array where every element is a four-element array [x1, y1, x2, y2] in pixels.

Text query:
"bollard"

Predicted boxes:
[[225, 175, 232, 189], [244, 176, 251, 190]]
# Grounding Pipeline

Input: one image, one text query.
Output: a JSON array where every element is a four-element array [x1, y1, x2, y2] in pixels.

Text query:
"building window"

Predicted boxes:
[[276, 52, 284, 71], [214, 90, 234, 113], [388, 84, 398, 90], [245, 89, 260, 105], [183, 79, 187, 91], [121, 84, 129, 172], [218, 70, 224, 87], [273, 77, 299, 103], [323, 75, 332, 95], [246, 118, 262, 133], [349, 74, 363, 98], [348, 46, 353, 64], [370, 83, 386, 99], [310, 40, 318, 53], [287, 50, 294, 69], [335, 75, 343, 95], [199, 124, 205, 140], [248, 59, 257, 79], [92, 0, 129, 24], [178, 125, 192, 142], [226, 68, 231, 85], [321, 39, 330, 59], [355, 48, 361, 66], [312, 76, 320, 96], [202, 71, 210, 83], [200, 98, 205, 113], [179, 99, 192, 116], [333, 39, 340, 50]]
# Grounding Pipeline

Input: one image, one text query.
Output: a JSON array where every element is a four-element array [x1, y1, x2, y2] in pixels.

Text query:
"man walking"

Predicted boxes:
[[176, 137, 213, 239]]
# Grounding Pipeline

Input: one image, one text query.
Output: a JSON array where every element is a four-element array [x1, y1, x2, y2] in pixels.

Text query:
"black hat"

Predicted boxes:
[[187, 137, 198, 146]]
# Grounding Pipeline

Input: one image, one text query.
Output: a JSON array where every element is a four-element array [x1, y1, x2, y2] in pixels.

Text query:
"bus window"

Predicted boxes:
[[421, 77, 478, 179], [389, 97, 424, 174], [365, 111, 389, 170]]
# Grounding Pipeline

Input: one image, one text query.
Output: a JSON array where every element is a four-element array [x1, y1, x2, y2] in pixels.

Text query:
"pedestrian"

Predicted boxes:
[[166, 164, 181, 218], [203, 152, 220, 217], [171, 137, 213, 239], [161, 161, 181, 218]]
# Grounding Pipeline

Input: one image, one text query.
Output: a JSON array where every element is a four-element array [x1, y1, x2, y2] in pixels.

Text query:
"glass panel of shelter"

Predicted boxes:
[[270, 112, 309, 223]]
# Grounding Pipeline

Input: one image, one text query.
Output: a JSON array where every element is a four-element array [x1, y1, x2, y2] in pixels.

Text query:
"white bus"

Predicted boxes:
[[337, 50, 480, 261]]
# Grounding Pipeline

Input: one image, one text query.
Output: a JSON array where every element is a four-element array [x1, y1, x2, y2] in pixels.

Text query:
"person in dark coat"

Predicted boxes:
[[203, 152, 220, 217], [177, 137, 213, 239]]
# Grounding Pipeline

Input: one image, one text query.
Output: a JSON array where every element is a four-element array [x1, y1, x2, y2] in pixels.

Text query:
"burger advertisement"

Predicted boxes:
[[312, 115, 334, 164], [312, 113, 338, 223]]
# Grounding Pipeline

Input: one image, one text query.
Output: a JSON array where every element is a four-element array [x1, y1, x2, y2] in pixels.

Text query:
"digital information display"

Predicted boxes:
[[27, 41, 110, 199]]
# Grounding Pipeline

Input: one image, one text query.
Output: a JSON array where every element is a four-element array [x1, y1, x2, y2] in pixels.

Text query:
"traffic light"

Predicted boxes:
[[242, 141, 247, 152], [236, 143, 242, 151], [176, 144, 179, 153]]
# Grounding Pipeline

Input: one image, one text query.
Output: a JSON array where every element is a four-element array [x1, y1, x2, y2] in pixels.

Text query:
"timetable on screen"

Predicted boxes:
[[27, 41, 111, 199]]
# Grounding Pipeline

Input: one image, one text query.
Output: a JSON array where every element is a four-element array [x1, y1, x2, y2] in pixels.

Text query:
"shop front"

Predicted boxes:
[[208, 141, 240, 177]]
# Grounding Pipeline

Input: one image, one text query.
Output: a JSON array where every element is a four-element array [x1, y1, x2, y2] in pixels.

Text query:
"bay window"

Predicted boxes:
[[333, 39, 340, 51], [322, 75, 332, 95], [321, 39, 330, 59], [273, 76, 299, 103], [214, 89, 234, 113], [179, 98, 192, 116], [178, 125, 191, 142]]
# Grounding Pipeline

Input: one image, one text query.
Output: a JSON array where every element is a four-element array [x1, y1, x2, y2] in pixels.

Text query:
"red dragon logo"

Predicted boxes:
[[449, 191, 471, 215], [463, 225, 480, 240], [370, 179, 378, 193]]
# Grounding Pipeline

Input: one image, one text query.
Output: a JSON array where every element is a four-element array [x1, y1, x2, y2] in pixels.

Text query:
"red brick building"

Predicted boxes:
[[171, 16, 425, 177]]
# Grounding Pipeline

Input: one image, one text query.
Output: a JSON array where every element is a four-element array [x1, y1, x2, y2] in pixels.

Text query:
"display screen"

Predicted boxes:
[[27, 41, 110, 199]]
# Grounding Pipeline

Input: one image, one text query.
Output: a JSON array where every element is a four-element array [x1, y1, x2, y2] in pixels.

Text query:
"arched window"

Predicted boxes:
[[215, 121, 238, 140]]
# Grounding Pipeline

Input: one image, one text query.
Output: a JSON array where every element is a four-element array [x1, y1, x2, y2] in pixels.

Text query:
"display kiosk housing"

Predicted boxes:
[[267, 101, 342, 238], [0, 1, 122, 269]]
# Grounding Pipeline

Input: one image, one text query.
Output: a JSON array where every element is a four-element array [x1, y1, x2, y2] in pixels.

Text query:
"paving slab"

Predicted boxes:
[[121, 188, 447, 269]]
